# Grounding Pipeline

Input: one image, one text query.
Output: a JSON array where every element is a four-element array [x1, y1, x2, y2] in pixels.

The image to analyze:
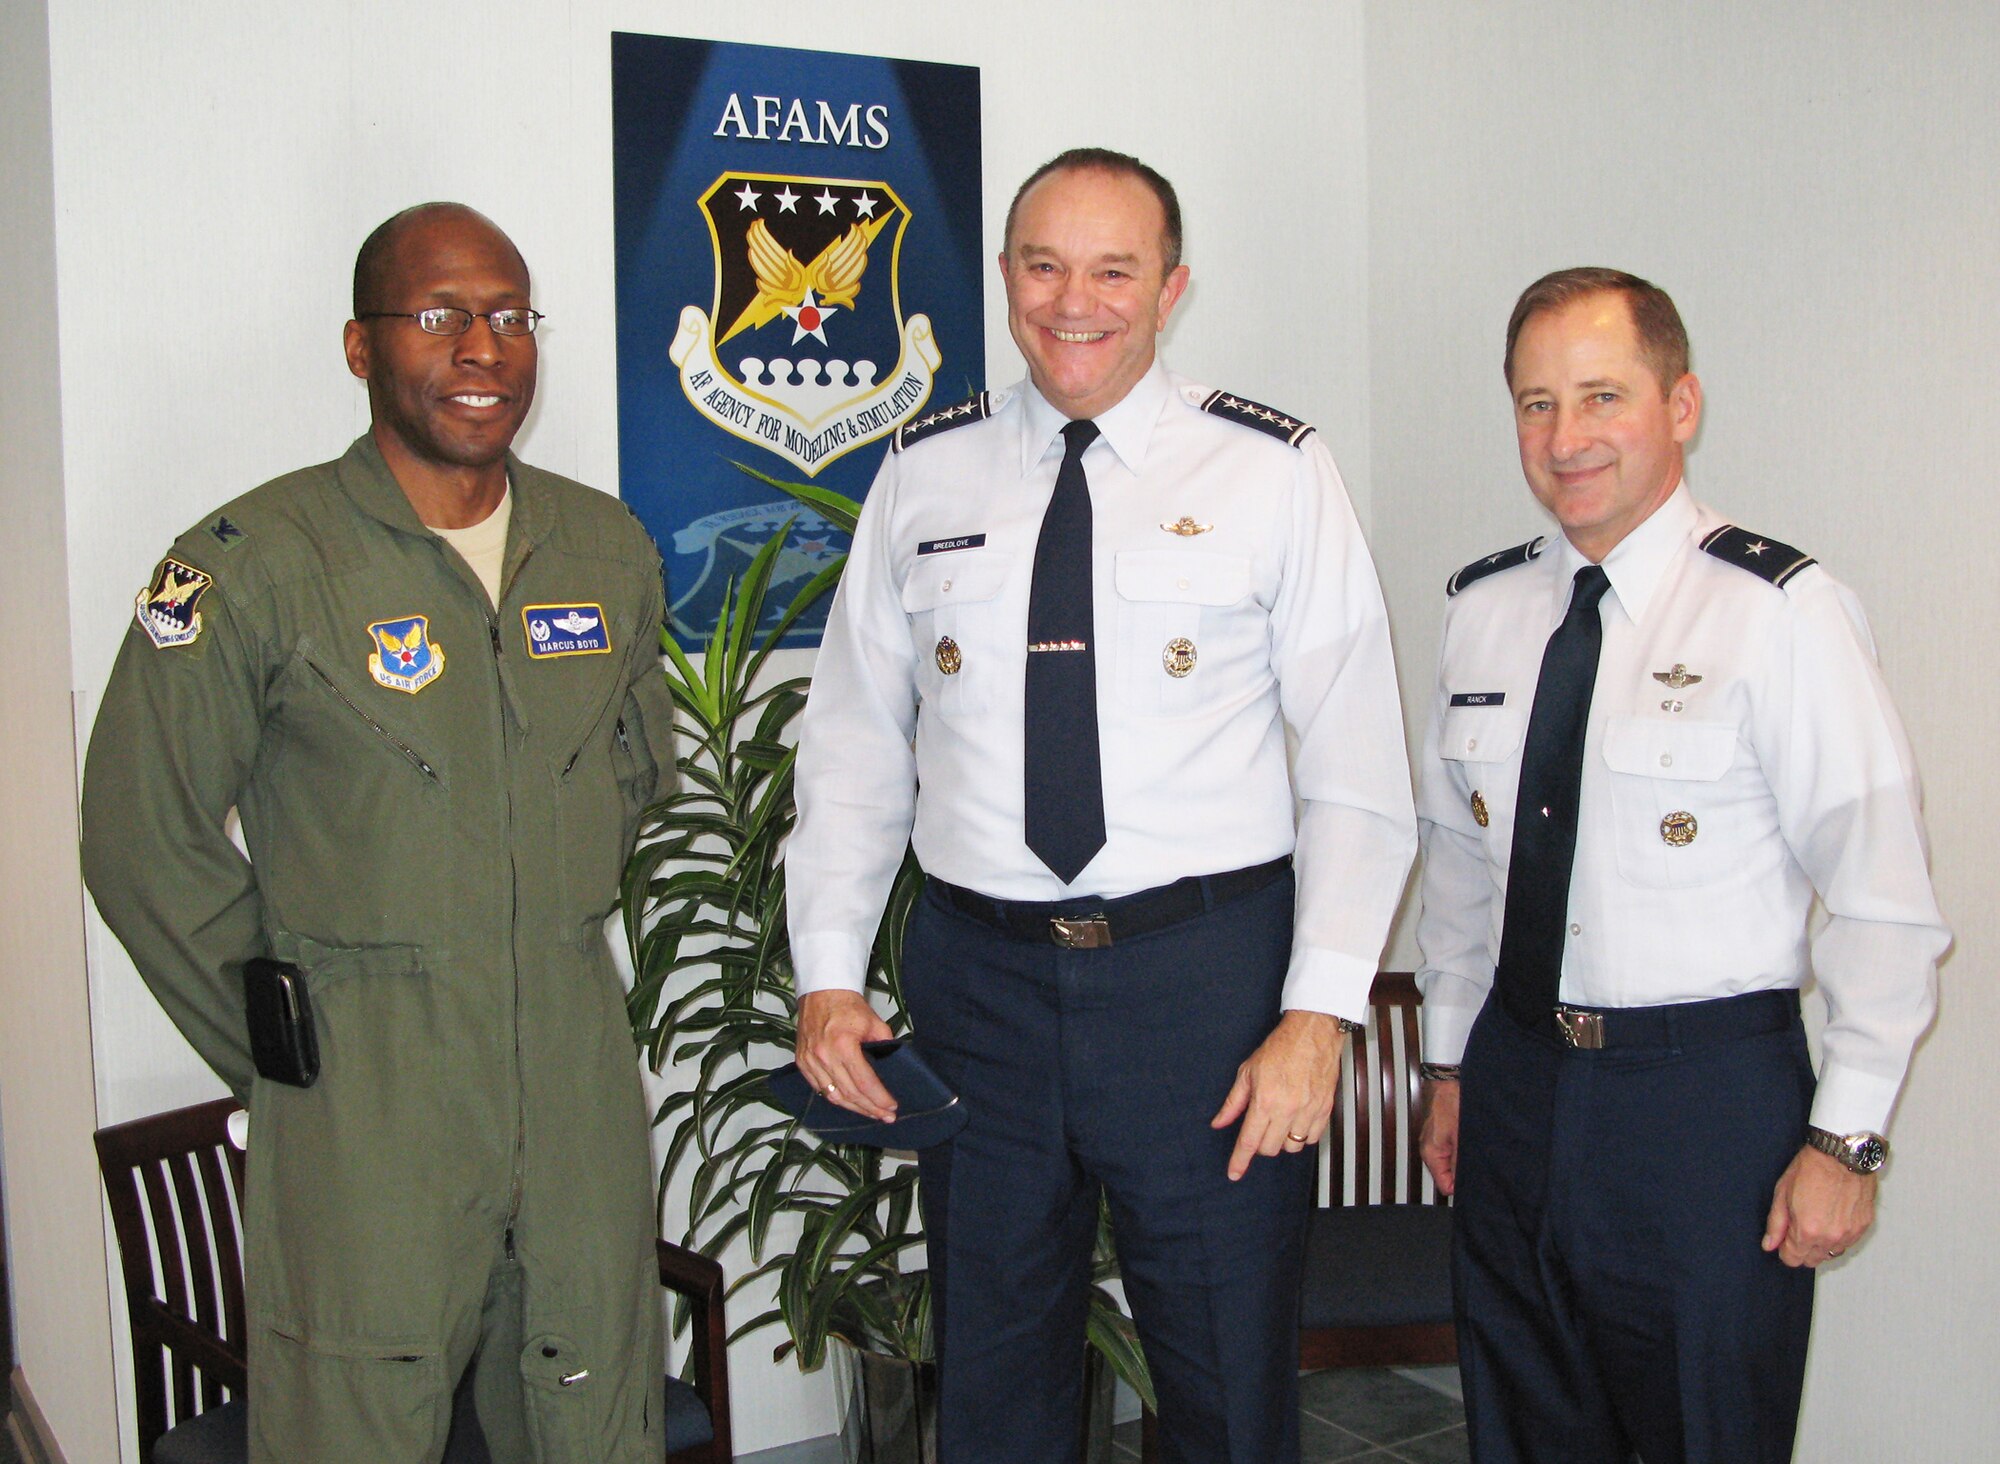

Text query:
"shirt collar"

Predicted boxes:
[[1548, 480, 1698, 625], [1015, 360, 1173, 477]]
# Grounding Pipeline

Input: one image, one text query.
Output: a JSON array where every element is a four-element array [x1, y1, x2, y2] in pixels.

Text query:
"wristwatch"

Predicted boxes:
[[1805, 1125, 1888, 1175]]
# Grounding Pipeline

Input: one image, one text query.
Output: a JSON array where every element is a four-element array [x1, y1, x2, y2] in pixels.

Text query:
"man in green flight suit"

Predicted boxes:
[[82, 203, 677, 1462]]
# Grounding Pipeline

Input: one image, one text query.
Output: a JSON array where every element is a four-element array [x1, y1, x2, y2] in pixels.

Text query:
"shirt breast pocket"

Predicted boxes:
[[1111, 550, 1254, 717], [1438, 704, 1524, 849], [1600, 716, 1749, 888], [902, 549, 1013, 719]]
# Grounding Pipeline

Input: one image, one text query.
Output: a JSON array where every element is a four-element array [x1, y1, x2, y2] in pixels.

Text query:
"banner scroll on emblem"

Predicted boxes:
[[613, 34, 984, 649]]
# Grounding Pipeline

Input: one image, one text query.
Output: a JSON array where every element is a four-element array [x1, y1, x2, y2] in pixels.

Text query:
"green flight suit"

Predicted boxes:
[[82, 436, 677, 1463]]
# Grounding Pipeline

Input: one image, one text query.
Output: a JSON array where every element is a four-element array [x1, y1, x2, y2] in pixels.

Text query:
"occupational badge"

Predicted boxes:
[[935, 636, 961, 675], [1660, 810, 1698, 847], [1471, 791, 1489, 828], [1651, 664, 1703, 689], [522, 603, 612, 659], [135, 558, 212, 649], [668, 174, 940, 476], [366, 616, 445, 694], [1162, 637, 1197, 678], [1160, 516, 1213, 536]]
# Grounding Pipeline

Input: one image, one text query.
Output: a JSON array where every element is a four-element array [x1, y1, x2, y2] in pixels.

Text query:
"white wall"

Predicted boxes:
[[1365, 3, 2000, 1457], [29, 1, 1369, 1456], [0, 0, 123, 1456]]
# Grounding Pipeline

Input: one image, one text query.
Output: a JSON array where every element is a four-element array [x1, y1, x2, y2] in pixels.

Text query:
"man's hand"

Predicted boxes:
[[1762, 1145, 1876, 1267], [1418, 1078, 1461, 1198], [1210, 1011, 1345, 1181], [795, 990, 897, 1121]]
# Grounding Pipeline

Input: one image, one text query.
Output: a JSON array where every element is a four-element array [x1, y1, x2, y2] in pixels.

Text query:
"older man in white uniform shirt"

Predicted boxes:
[[1416, 267, 1948, 1464], [786, 148, 1414, 1463]]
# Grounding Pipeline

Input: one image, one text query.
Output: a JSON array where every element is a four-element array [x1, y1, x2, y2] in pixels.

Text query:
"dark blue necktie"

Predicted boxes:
[[1023, 419, 1105, 883], [1495, 564, 1612, 1025]]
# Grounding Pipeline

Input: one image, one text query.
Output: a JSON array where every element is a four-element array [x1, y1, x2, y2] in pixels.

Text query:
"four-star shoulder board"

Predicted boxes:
[[1447, 537, 1546, 597], [1699, 525, 1816, 589], [1192, 388, 1315, 448], [893, 392, 997, 452]]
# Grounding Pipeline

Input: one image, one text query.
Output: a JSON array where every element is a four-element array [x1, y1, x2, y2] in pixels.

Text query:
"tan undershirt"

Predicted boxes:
[[430, 488, 513, 609]]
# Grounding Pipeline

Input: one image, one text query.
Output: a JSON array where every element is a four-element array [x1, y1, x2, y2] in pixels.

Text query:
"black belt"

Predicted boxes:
[[1502, 986, 1800, 1051], [929, 856, 1291, 949]]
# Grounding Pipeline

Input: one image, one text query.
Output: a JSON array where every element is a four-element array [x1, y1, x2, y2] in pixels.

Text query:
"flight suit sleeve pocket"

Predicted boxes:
[[900, 550, 1013, 718]]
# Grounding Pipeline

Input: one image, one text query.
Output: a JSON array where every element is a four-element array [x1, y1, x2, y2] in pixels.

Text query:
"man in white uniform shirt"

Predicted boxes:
[[786, 148, 1414, 1462], [1415, 268, 1948, 1463]]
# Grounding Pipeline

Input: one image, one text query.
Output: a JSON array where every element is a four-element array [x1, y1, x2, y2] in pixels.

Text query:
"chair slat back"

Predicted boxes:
[[1321, 973, 1442, 1209], [95, 1098, 248, 1458]]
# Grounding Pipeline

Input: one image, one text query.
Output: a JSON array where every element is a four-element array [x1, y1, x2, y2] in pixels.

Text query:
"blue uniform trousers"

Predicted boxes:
[[902, 870, 1315, 1464], [1453, 992, 1816, 1464]]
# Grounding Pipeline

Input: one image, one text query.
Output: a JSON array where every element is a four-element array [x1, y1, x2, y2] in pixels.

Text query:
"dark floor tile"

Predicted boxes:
[[1299, 1412, 1381, 1462], [1386, 1424, 1472, 1464], [1299, 1367, 1466, 1446]]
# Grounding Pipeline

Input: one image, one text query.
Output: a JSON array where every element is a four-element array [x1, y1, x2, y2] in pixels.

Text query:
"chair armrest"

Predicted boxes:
[[655, 1239, 732, 1461]]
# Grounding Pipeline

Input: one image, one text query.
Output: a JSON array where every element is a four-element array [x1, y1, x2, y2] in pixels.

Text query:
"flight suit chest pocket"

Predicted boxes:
[[1112, 550, 1254, 716], [1600, 715, 1749, 887], [1438, 705, 1523, 845], [902, 549, 1013, 718]]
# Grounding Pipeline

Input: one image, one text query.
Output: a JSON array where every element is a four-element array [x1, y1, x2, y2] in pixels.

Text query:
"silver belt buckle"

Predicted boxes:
[[1049, 916, 1111, 949], [1555, 1007, 1605, 1050]]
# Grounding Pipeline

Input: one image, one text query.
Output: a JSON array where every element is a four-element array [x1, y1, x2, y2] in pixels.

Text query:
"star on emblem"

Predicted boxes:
[[779, 287, 839, 345], [853, 191, 880, 218], [733, 182, 761, 211], [773, 186, 800, 213], [814, 188, 840, 215], [1745, 540, 1770, 556]]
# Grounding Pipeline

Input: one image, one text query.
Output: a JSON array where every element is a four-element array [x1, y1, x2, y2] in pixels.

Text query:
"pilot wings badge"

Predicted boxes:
[[669, 174, 941, 476]]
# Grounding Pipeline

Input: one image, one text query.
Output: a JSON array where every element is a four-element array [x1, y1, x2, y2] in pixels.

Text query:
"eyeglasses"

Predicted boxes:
[[358, 307, 544, 337]]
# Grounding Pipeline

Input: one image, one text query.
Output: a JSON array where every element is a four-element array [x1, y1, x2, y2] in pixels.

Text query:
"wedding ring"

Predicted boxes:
[[1286, 1131, 1309, 1144]]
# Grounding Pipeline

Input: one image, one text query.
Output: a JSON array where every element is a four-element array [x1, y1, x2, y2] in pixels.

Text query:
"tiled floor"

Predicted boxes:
[[1112, 1367, 1469, 1463]]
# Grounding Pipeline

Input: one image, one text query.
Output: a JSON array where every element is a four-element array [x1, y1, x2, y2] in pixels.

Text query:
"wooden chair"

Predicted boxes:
[[1140, 973, 1456, 1458], [1299, 970, 1456, 1368], [97, 1098, 733, 1463]]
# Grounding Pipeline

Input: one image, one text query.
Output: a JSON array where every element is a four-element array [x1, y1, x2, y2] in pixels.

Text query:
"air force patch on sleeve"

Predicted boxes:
[[136, 558, 213, 648], [367, 616, 446, 693], [522, 603, 612, 658]]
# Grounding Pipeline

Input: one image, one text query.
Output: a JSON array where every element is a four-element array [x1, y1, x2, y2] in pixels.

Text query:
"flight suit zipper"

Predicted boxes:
[[304, 661, 438, 781], [490, 616, 530, 1249]]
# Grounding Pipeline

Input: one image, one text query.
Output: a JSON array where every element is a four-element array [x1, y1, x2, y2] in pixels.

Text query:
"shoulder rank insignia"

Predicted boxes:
[[136, 558, 213, 648], [207, 515, 248, 550], [1699, 525, 1816, 588], [893, 393, 993, 452], [1447, 537, 1546, 597], [522, 603, 612, 659], [366, 615, 445, 694], [1194, 389, 1315, 447]]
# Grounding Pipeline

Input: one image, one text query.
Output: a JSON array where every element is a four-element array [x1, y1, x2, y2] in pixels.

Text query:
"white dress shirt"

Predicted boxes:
[[1415, 484, 1947, 1133], [789, 362, 1416, 1019]]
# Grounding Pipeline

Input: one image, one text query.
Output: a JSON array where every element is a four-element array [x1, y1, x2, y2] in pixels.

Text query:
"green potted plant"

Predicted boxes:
[[622, 474, 1151, 1462]]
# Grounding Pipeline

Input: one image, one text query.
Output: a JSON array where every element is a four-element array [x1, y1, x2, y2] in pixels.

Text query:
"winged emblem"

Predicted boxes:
[[719, 216, 887, 345], [552, 610, 600, 636], [1651, 663, 1703, 689], [151, 566, 201, 606]]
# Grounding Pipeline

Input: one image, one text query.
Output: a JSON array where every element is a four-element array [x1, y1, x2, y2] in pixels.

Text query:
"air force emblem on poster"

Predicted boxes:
[[366, 616, 445, 694], [669, 173, 940, 476], [136, 558, 213, 648], [523, 603, 612, 659]]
